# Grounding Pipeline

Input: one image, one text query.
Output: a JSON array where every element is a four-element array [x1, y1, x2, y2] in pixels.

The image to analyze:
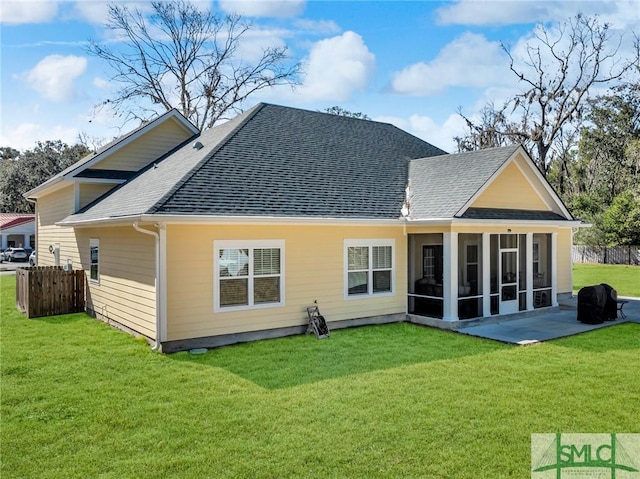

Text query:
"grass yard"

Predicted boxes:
[[573, 263, 640, 297], [2, 274, 639, 478]]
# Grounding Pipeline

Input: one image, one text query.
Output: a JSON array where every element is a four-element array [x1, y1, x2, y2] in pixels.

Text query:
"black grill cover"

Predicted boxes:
[[599, 283, 618, 320], [577, 283, 617, 324]]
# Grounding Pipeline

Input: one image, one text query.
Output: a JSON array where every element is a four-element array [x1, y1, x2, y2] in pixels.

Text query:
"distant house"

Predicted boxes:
[[25, 103, 582, 352], [0, 213, 35, 250]]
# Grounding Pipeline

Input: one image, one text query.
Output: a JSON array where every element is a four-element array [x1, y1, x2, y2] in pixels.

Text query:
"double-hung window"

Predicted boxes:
[[89, 239, 99, 283], [214, 240, 284, 312], [345, 239, 394, 298]]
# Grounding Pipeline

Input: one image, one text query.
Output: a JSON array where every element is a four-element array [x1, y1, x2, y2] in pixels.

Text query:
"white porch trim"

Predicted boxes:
[[552, 232, 558, 307], [526, 232, 534, 310], [482, 232, 491, 317], [443, 232, 458, 321]]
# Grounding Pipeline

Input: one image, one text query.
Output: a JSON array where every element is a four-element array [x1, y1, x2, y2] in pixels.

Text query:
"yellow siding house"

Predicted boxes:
[[25, 104, 583, 352]]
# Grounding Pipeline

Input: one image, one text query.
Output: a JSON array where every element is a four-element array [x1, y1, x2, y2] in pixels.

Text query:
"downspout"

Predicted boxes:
[[26, 198, 38, 263], [133, 222, 162, 351]]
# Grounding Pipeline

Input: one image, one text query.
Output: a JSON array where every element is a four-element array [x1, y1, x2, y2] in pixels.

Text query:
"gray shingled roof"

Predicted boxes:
[[408, 145, 520, 219], [461, 207, 568, 221], [60, 107, 252, 224], [152, 104, 446, 218], [59, 105, 571, 226], [62, 103, 446, 223]]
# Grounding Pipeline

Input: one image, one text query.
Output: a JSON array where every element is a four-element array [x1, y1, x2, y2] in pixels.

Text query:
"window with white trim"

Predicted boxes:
[[345, 240, 394, 297], [214, 240, 284, 312], [89, 239, 99, 283]]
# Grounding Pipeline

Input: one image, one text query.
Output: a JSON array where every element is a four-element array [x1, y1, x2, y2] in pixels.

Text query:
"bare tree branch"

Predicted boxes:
[[501, 14, 637, 173], [87, 0, 302, 130]]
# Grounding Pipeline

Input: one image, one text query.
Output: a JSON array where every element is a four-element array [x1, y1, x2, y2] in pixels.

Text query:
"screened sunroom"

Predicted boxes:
[[408, 231, 556, 322]]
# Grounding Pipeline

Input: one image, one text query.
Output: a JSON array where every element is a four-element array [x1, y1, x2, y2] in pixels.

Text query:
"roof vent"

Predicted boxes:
[[193, 141, 204, 150]]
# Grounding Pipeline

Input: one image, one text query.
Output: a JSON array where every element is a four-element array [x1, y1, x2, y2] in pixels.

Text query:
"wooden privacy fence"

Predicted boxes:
[[16, 267, 85, 318], [572, 245, 640, 265]]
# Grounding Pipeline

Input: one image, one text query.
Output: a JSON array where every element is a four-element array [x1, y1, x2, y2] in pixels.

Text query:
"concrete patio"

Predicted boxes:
[[457, 296, 640, 344]]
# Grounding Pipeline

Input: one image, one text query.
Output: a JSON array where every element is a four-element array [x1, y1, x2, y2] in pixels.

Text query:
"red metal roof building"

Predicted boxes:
[[0, 213, 35, 249]]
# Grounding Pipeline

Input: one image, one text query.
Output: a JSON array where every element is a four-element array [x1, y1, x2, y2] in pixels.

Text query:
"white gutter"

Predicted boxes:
[[133, 222, 162, 351], [59, 214, 406, 228], [405, 218, 586, 227], [58, 215, 144, 228], [60, 213, 587, 229]]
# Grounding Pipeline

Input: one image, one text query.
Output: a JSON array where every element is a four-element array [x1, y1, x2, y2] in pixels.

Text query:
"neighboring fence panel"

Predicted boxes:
[[16, 266, 85, 318], [572, 245, 640, 265]]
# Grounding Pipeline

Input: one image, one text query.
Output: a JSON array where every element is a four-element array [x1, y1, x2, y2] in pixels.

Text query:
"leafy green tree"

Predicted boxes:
[[569, 192, 607, 246], [567, 83, 640, 246], [602, 190, 640, 246], [0, 147, 20, 161], [574, 84, 640, 205], [0, 141, 90, 213]]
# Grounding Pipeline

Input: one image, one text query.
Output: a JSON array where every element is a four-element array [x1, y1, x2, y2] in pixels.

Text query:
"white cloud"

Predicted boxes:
[[71, 1, 112, 24], [235, 27, 290, 63], [391, 33, 509, 96], [0, 123, 79, 151], [595, 0, 640, 30], [0, 0, 58, 24], [437, 0, 559, 26], [71, 1, 155, 25], [287, 31, 376, 103], [92, 77, 110, 89], [23, 55, 88, 102], [218, 0, 305, 18], [375, 113, 466, 153], [293, 18, 340, 35], [436, 0, 639, 28]]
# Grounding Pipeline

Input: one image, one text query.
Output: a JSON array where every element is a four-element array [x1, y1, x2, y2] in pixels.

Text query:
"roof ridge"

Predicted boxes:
[[146, 103, 267, 214], [262, 103, 448, 154], [449, 143, 520, 156]]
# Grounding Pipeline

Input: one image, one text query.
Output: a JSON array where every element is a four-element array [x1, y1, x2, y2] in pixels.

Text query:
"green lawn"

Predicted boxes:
[[2, 274, 639, 479], [573, 263, 640, 297]]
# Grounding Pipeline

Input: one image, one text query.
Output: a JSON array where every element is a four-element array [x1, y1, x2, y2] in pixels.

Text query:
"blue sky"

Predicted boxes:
[[1, 0, 638, 152]]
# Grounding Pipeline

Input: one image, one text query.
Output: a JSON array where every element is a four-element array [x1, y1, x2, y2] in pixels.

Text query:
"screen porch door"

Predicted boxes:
[[499, 247, 519, 314]]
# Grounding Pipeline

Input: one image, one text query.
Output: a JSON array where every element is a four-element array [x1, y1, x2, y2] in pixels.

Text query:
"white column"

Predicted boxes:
[[408, 235, 415, 294], [443, 232, 458, 321], [482, 233, 491, 317], [569, 228, 576, 299], [526, 232, 533, 310], [552, 232, 558, 306], [24, 234, 30, 249]]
